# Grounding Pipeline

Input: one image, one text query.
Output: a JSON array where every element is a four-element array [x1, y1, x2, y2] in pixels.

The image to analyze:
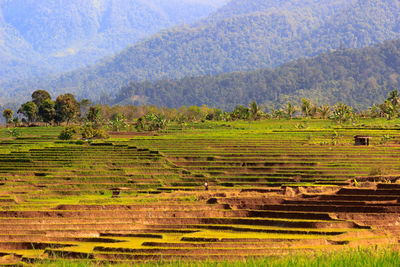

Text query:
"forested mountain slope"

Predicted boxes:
[[114, 39, 400, 110], [205, 0, 350, 22], [0, 0, 225, 81], [7, 0, 400, 103]]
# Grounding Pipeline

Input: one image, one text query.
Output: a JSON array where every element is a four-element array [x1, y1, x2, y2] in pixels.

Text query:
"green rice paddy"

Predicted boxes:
[[0, 119, 399, 265]]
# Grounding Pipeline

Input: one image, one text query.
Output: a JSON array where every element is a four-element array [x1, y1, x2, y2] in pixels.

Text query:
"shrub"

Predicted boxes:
[[7, 128, 21, 138], [58, 126, 78, 140], [380, 134, 393, 144], [369, 166, 390, 176], [109, 113, 127, 132], [81, 124, 109, 139], [135, 114, 167, 131]]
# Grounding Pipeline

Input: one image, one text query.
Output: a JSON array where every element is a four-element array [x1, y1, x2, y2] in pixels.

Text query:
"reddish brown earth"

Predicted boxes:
[[0, 184, 399, 264]]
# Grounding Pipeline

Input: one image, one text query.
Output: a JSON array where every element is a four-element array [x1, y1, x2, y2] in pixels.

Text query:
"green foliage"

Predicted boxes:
[[388, 90, 400, 106], [331, 131, 342, 146], [318, 105, 331, 119], [205, 109, 224, 121], [86, 105, 102, 126], [11, 116, 20, 126], [332, 102, 353, 124], [230, 105, 249, 120], [38, 99, 56, 124], [58, 126, 78, 140], [295, 121, 307, 129], [301, 98, 314, 118], [379, 101, 398, 120], [31, 90, 51, 107], [249, 101, 261, 121], [54, 93, 81, 124], [80, 124, 109, 139], [380, 134, 393, 144], [17, 101, 37, 122], [377, 90, 400, 120], [135, 114, 167, 132], [285, 102, 296, 119], [6, 128, 21, 138], [2, 109, 13, 123], [109, 113, 127, 132]]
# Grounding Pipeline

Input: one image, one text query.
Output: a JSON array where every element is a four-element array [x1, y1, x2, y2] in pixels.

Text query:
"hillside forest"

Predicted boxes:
[[113, 39, 400, 110]]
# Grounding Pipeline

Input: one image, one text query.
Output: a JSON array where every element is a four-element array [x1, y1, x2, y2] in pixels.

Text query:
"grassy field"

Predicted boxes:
[[35, 247, 400, 266], [0, 118, 400, 265]]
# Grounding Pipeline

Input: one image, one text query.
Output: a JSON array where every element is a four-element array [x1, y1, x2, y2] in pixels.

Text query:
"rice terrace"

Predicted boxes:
[[1, 114, 400, 266]]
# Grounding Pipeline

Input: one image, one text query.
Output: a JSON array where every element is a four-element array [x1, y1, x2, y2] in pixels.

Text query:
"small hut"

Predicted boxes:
[[110, 187, 130, 198], [354, 136, 371, 146]]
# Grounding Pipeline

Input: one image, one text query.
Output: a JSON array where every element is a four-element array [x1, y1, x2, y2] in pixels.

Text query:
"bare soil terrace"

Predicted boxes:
[[0, 122, 400, 264]]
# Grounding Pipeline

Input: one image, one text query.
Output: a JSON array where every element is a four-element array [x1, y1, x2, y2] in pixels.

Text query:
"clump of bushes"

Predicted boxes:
[[81, 124, 109, 139], [135, 114, 167, 132], [369, 166, 391, 176], [58, 124, 109, 140], [58, 126, 79, 140]]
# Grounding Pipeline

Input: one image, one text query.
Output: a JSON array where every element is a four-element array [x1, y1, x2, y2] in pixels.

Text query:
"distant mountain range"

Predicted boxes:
[[2, 0, 400, 109], [113, 38, 400, 110], [0, 0, 226, 82]]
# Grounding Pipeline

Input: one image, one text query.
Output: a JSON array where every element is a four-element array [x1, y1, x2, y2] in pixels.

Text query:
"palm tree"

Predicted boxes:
[[379, 100, 398, 120], [369, 104, 382, 118], [249, 101, 261, 121], [318, 105, 331, 119], [285, 102, 296, 119], [301, 98, 313, 118], [2, 109, 13, 124], [248, 101, 261, 128], [332, 102, 353, 124], [388, 90, 400, 107]]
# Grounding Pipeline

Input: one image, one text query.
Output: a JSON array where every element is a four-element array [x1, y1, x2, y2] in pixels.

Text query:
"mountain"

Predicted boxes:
[[0, 0, 226, 81], [8, 0, 400, 103], [205, 0, 350, 22], [4, 0, 400, 107], [113, 39, 400, 110]]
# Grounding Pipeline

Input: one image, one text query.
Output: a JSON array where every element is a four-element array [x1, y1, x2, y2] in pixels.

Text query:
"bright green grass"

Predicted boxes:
[[34, 247, 400, 266]]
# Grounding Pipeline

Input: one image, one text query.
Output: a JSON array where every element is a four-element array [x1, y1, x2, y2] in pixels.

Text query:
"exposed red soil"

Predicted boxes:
[[2, 184, 400, 263]]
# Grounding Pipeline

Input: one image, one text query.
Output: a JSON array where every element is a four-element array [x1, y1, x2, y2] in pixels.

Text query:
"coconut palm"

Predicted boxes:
[[388, 90, 400, 107], [249, 101, 261, 121], [301, 98, 313, 118], [318, 104, 331, 119], [285, 102, 296, 119]]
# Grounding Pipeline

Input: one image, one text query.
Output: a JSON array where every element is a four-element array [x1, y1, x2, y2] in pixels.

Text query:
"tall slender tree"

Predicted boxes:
[[2, 109, 13, 123], [285, 102, 296, 119]]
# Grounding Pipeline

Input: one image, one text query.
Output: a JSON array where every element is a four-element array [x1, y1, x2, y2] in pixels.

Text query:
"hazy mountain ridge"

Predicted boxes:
[[5, 0, 349, 100], [0, 0, 226, 81], [205, 0, 352, 22]]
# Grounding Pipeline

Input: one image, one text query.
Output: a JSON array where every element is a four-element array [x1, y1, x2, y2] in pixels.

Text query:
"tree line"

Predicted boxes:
[[3, 90, 83, 125], [4, 89, 400, 135]]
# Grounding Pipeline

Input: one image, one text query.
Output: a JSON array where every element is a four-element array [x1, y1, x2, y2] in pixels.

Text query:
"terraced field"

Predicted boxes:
[[0, 120, 400, 265]]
